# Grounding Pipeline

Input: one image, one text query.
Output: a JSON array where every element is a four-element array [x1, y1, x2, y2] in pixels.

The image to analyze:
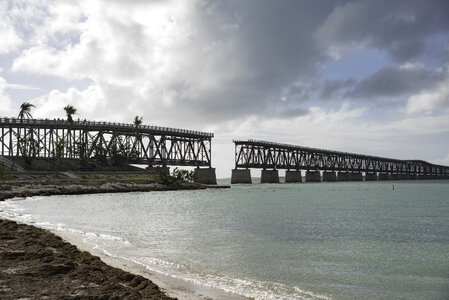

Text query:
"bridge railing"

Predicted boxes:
[[233, 139, 449, 174], [0, 117, 214, 138]]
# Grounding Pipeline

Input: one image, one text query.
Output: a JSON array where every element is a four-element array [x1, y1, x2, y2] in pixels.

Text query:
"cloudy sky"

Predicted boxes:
[[1, 0, 449, 177]]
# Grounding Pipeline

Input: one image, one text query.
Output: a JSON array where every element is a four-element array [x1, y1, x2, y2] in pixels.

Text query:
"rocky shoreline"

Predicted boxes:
[[0, 172, 228, 201], [0, 172, 230, 299], [0, 180, 208, 201], [0, 218, 175, 299]]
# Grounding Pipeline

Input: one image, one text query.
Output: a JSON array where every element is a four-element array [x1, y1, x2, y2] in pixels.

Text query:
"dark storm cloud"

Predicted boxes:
[[345, 65, 446, 99], [7, 0, 449, 126], [317, 0, 449, 61], [178, 0, 449, 122], [320, 79, 355, 100]]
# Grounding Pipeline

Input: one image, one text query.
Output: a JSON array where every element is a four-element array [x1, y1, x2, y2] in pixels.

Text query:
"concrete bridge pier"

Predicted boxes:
[[378, 173, 390, 180], [194, 167, 217, 184], [337, 172, 350, 181], [285, 170, 302, 183], [305, 171, 321, 182], [231, 169, 252, 184], [261, 169, 280, 183], [390, 173, 401, 180], [349, 172, 363, 181], [365, 172, 378, 181], [322, 171, 337, 182]]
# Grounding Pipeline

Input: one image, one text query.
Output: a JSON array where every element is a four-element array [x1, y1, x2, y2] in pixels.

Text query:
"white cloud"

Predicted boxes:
[[431, 153, 449, 166], [32, 83, 105, 121], [0, 78, 15, 117], [406, 78, 449, 113], [5, 82, 39, 90], [0, 6, 23, 54]]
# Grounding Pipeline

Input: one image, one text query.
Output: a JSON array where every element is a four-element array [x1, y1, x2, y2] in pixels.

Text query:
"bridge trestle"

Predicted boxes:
[[0, 117, 216, 183], [232, 140, 449, 183]]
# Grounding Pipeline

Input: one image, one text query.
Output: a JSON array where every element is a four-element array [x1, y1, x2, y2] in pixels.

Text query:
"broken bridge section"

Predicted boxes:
[[0, 117, 216, 183], [232, 139, 449, 183]]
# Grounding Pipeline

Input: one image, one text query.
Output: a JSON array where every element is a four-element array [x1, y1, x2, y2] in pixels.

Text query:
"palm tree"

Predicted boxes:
[[64, 105, 77, 123], [18, 102, 35, 120], [133, 116, 143, 127]]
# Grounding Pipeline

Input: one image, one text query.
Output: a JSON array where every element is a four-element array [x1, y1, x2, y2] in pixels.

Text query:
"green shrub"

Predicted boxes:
[[156, 167, 196, 185], [0, 164, 12, 181]]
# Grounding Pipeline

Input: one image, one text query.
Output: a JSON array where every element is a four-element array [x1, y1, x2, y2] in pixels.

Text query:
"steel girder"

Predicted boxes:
[[0, 117, 212, 167], [234, 140, 449, 176]]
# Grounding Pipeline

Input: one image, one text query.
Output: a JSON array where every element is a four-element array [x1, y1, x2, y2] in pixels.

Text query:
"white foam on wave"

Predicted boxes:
[[93, 248, 331, 300], [0, 198, 330, 300], [0, 199, 132, 248]]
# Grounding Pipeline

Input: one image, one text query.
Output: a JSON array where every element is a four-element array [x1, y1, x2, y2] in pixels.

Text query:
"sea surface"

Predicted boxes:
[[1, 180, 449, 299]]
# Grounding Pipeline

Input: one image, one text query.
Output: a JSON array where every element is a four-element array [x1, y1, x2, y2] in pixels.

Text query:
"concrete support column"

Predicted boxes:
[[322, 171, 337, 182], [390, 174, 401, 180], [337, 172, 350, 181], [231, 169, 252, 184], [285, 170, 302, 183], [194, 167, 217, 184], [349, 172, 363, 181], [378, 173, 390, 180], [305, 171, 321, 182], [261, 169, 280, 183], [365, 172, 378, 181]]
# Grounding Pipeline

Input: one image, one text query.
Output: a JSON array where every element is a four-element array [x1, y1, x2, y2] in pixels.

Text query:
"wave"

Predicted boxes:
[[0, 198, 330, 300]]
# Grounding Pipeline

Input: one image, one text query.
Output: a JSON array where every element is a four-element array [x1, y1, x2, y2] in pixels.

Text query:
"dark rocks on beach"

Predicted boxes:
[[0, 218, 175, 299], [0, 176, 213, 202]]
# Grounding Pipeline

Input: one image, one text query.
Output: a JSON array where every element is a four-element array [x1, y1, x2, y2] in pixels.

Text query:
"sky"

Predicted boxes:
[[1, 0, 449, 178]]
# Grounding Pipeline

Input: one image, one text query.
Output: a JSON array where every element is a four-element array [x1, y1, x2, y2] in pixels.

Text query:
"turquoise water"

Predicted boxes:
[[1, 180, 449, 299]]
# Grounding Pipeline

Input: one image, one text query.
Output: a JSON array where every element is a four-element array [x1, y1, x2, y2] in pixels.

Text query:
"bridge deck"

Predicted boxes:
[[0, 117, 213, 138], [234, 139, 449, 175], [0, 117, 213, 168]]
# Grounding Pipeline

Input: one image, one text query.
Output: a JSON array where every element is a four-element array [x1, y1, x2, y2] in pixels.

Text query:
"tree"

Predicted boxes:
[[64, 105, 77, 123], [156, 167, 196, 185], [133, 116, 143, 127], [18, 102, 35, 120]]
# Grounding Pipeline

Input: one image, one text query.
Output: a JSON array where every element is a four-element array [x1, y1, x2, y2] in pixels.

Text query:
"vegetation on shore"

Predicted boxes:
[[0, 164, 12, 181], [156, 167, 196, 185]]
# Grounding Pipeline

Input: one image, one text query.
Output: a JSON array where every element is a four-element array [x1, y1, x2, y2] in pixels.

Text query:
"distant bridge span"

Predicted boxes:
[[0, 117, 216, 183], [232, 140, 449, 183]]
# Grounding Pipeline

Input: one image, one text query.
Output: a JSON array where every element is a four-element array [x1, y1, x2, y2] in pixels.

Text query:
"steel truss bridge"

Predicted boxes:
[[234, 140, 449, 176], [0, 117, 213, 167]]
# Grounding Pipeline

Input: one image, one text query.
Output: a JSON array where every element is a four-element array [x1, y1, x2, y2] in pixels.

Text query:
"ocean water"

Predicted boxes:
[[1, 180, 449, 299]]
